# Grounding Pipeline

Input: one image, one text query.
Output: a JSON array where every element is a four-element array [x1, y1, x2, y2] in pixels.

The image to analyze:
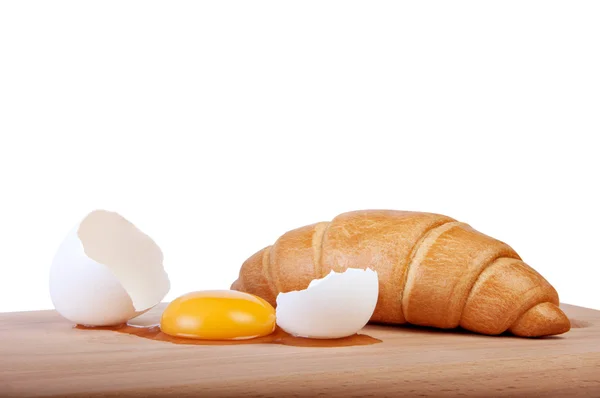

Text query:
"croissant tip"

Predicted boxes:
[[230, 279, 242, 291], [510, 302, 571, 337]]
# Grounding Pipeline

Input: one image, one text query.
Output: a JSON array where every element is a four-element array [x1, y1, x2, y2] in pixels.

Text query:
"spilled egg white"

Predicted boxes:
[[49, 210, 170, 326], [275, 268, 379, 339]]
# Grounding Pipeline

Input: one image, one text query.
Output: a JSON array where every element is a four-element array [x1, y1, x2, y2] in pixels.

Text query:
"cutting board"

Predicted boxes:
[[1, 303, 599, 397]]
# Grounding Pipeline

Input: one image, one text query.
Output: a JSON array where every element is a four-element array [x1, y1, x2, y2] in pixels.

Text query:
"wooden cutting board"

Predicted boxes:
[[1, 303, 599, 397]]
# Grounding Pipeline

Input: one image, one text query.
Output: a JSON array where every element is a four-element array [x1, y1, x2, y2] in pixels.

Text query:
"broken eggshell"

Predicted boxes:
[[275, 268, 379, 339], [49, 210, 170, 326]]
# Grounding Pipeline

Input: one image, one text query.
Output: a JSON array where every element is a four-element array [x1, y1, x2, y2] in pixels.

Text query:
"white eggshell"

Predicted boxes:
[[49, 210, 170, 326], [275, 268, 379, 339]]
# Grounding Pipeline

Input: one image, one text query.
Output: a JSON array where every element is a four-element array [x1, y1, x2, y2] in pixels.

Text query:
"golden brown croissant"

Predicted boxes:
[[231, 210, 570, 337]]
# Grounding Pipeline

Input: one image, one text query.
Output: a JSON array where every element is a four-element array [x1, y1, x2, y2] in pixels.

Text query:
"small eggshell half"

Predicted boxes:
[[275, 268, 379, 339], [49, 210, 170, 326]]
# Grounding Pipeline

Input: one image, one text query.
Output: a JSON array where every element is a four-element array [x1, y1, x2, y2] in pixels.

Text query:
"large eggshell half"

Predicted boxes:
[[275, 268, 379, 339], [49, 210, 170, 326]]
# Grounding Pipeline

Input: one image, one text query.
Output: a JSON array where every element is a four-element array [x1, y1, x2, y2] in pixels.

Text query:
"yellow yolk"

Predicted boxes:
[[160, 290, 276, 340]]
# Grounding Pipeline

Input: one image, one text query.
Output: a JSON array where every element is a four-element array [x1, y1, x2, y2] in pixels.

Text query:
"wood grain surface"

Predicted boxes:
[[1, 303, 599, 398]]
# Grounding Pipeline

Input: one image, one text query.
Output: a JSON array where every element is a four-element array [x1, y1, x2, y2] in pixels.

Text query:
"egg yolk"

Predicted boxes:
[[160, 290, 276, 340]]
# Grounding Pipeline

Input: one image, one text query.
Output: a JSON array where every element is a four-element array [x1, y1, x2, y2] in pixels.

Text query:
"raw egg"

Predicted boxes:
[[160, 290, 276, 340]]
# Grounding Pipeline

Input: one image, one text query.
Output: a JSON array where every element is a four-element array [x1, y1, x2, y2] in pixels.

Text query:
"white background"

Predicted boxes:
[[0, 1, 598, 313]]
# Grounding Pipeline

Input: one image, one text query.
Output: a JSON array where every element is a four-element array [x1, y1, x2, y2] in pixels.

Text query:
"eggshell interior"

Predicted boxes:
[[77, 210, 169, 312], [275, 268, 379, 339]]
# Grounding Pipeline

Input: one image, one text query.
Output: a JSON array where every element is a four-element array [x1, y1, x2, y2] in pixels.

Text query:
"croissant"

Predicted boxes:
[[231, 210, 571, 337]]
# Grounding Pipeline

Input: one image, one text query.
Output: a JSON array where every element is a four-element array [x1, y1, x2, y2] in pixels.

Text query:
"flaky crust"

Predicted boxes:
[[231, 210, 570, 337]]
